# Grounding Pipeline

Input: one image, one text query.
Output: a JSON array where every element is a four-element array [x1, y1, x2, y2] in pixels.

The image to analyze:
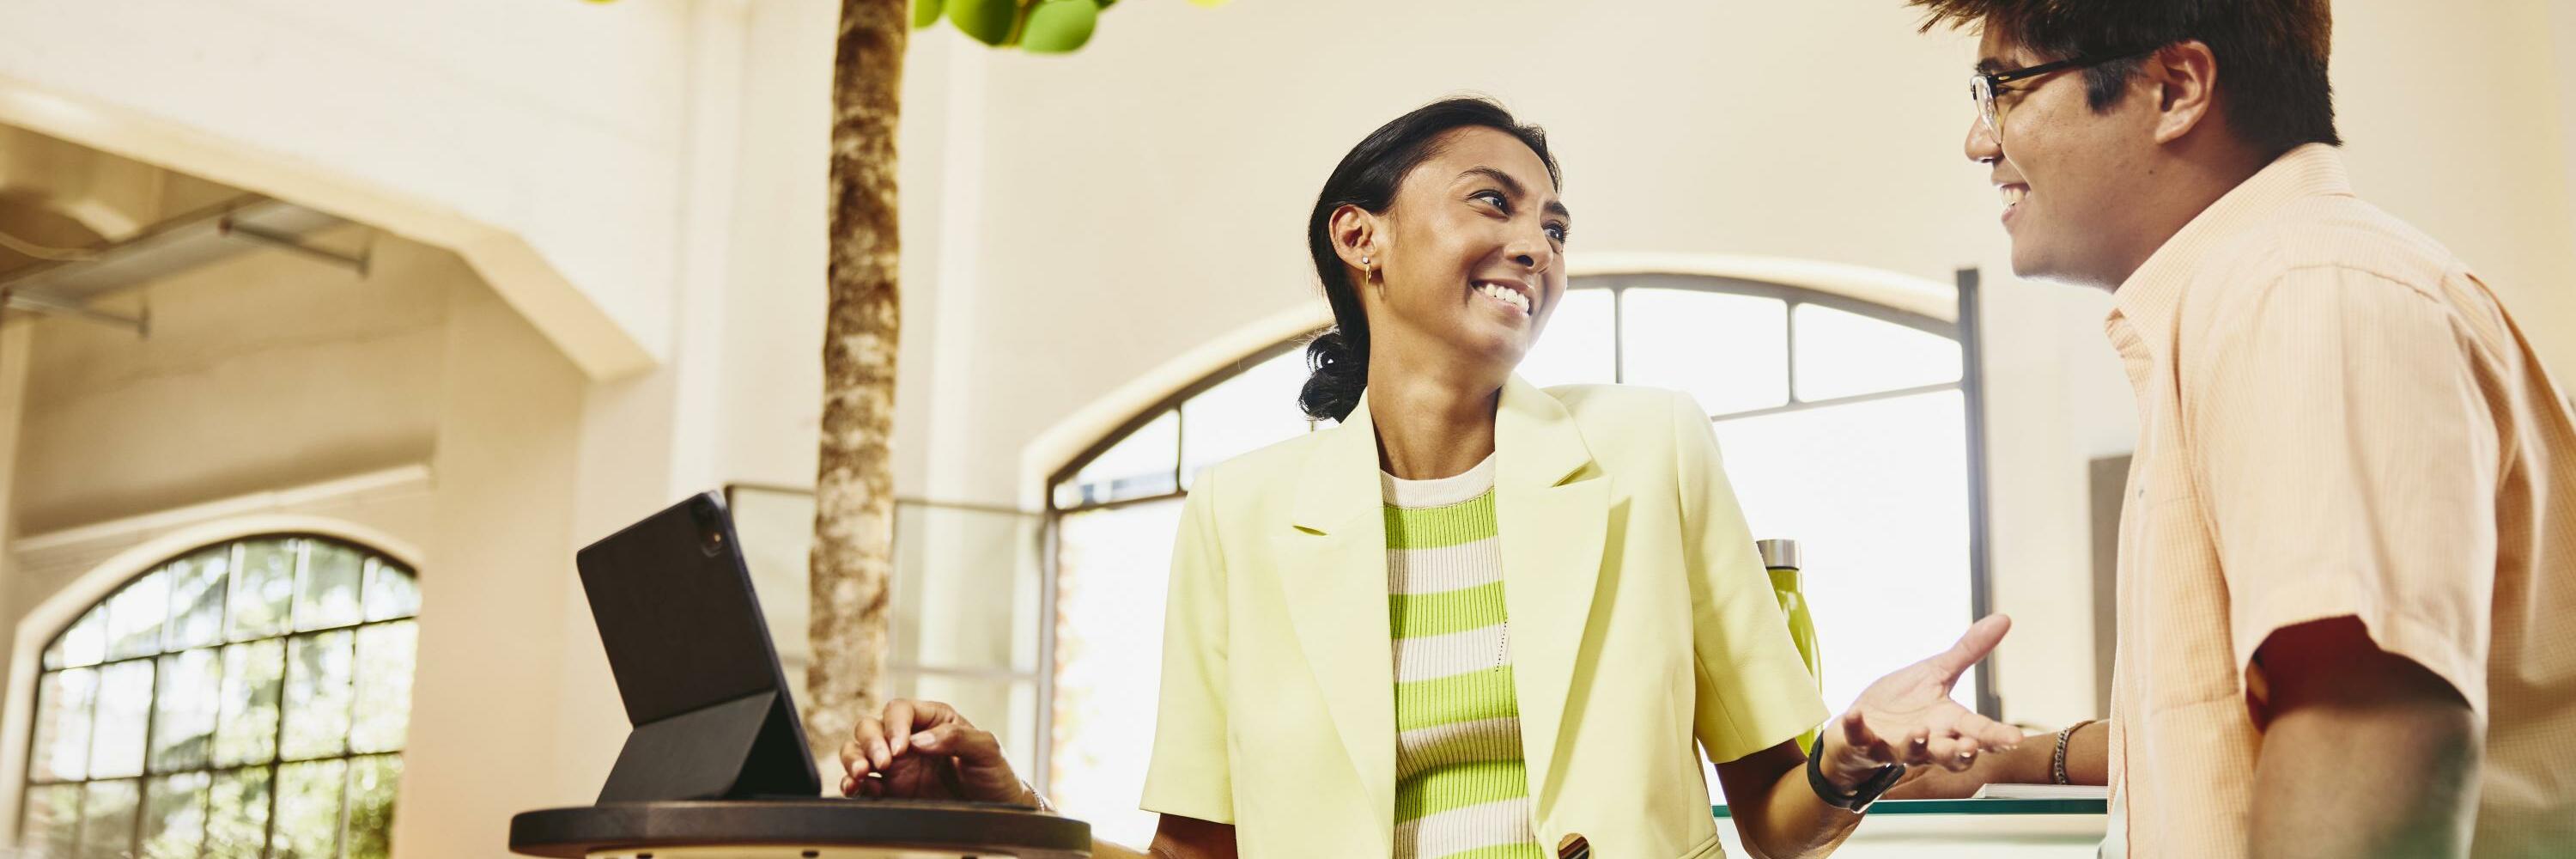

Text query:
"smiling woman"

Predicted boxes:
[[837, 98, 2020, 859], [1045, 270, 1983, 847]]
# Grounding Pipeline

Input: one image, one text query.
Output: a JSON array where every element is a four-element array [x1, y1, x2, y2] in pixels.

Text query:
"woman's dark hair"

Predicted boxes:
[[1297, 97, 1561, 423]]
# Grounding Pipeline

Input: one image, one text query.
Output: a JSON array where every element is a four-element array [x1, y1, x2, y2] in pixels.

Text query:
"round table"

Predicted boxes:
[[508, 799, 1091, 858]]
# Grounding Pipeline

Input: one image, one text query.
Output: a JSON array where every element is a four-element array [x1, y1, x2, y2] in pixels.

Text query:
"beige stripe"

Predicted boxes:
[[1387, 539, 1503, 594], [1393, 796, 1536, 859], [1392, 622, 1510, 683], [1394, 716, 1525, 781]]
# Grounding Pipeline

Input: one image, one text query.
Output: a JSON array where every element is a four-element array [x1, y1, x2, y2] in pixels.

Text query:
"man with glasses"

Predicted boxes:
[[1887, 1, 2576, 857]]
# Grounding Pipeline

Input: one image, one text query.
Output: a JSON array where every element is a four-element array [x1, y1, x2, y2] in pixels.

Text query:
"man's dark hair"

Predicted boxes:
[[1911, 0, 2340, 154]]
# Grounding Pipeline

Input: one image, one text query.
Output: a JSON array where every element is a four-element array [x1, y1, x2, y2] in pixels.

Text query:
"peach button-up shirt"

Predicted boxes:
[[2102, 143, 2576, 858]]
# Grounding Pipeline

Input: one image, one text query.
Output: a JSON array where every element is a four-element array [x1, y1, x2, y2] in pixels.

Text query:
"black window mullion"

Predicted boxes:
[[131, 655, 161, 857], [335, 754, 355, 857], [1611, 284, 1626, 384], [223, 540, 246, 648], [263, 628, 290, 859], [1784, 301, 1801, 405]]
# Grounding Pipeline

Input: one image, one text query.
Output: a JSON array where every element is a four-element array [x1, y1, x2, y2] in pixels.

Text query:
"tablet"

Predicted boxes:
[[576, 490, 823, 801]]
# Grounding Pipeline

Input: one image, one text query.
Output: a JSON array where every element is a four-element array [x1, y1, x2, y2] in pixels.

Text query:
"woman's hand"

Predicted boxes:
[[837, 698, 1038, 807], [1819, 614, 2026, 788]]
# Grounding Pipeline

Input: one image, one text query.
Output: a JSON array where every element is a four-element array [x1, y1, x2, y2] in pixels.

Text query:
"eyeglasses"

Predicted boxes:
[[1970, 48, 2158, 135]]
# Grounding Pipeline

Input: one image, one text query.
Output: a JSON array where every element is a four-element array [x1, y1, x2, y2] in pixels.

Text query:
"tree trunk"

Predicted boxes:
[[811, 0, 907, 762]]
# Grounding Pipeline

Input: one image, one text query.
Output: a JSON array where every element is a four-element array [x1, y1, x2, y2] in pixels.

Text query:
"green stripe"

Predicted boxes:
[[1395, 759, 1531, 822], [1431, 843, 1550, 859], [1395, 664, 1519, 731], [1390, 582, 1509, 638], [1382, 493, 1498, 550]]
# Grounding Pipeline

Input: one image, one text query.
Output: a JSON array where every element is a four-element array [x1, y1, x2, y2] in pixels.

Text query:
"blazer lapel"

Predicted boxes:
[[1279, 393, 1398, 844], [1492, 375, 1610, 813]]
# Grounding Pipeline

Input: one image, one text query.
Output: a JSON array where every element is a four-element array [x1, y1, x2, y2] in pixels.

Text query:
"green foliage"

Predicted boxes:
[[919, 0, 1230, 54], [1019, 0, 1098, 53]]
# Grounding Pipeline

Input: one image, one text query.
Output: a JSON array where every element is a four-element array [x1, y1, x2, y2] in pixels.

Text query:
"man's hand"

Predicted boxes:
[[838, 698, 1037, 807]]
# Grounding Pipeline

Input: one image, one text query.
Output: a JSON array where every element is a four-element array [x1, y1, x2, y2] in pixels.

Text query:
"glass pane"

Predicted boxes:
[[104, 570, 170, 660], [152, 649, 223, 772], [282, 631, 355, 760], [59, 606, 106, 669], [166, 546, 234, 651], [21, 783, 82, 858], [31, 669, 98, 783], [204, 767, 271, 858], [1712, 391, 1977, 713], [1051, 499, 1186, 848], [730, 487, 816, 692], [1622, 289, 1789, 415], [294, 542, 366, 631], [350, 622, 417, 753], [76, 779, 138, 859], [271, 759, 347, 859], [344, 756, 402, 859], [361, 558, 420, 622], [88, 660, 155, 779], [892, 505, 1044, 674], [213, 641, 284, 767], [1180, 349, 1313, 490], [1055, 411, 1177, 509], [228, 539, 297, 641], [1791, 303, 1962, 401], [142, 771, 211, 859], [1516, 288, 1615, 388]]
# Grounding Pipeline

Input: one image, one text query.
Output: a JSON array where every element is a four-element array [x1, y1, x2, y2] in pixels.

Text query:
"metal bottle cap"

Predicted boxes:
[[1756, 539, 1801, 570]]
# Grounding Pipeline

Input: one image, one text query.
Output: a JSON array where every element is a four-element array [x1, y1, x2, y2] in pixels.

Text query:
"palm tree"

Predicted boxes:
[[807, 0, 1210, 758]]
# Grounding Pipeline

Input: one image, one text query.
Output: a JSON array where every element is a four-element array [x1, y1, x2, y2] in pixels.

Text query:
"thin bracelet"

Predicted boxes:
[[2052, 719, 2099, 785]]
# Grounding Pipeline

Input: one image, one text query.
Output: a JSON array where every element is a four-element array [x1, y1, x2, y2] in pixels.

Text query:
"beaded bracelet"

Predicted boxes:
[[2052, 719, 2099, 785]]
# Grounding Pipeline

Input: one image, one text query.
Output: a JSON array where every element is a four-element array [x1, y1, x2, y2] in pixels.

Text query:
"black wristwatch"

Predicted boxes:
[[1806, 733, 1905, 812]]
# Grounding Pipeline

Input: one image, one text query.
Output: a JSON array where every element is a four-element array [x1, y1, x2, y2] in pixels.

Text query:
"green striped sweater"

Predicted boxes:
[[1382, 454, 1544, 859]]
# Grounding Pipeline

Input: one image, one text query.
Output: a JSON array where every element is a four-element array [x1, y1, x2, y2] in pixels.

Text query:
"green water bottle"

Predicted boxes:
[[1759, 539, 1822, 752]]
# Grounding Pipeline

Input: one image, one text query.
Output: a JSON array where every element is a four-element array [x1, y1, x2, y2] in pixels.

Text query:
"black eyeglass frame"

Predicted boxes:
[[1969, 47, 2160, 135]]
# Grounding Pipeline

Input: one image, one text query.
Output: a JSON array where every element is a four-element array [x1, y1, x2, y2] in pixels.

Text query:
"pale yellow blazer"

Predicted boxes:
[[1139, 376, 1829, 858]]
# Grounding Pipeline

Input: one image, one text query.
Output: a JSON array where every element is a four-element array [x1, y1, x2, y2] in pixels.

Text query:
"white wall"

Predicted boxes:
[[0, 0, 704, 378], [872, 0, 2576, 727], [10, 229, 450, 535]]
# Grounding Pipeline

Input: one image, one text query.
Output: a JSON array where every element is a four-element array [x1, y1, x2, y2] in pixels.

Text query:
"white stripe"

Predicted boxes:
[[1394, 796, 1537, 859], [1392, 623, 1511, 683], [1387, 539, 1503, 594], [1395, 716, 1525, 781]]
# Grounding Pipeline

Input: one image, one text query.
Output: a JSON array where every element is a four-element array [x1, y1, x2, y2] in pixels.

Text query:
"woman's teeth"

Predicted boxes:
[[2001, 185, 2028, 207], [1477, 283, 1530, 314]]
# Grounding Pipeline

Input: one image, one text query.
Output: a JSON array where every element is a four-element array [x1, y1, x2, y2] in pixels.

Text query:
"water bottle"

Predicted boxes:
[[1760, 539, 1822, 752]]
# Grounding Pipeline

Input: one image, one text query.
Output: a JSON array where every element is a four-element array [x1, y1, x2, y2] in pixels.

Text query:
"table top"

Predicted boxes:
[[1713, 797, 2109, 818], [507, 799, 1092, 858]]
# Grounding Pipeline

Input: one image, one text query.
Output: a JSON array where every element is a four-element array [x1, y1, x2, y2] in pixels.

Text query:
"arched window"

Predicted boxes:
[[20, 534, 420, 859], [1044, 273, 1984, 844]]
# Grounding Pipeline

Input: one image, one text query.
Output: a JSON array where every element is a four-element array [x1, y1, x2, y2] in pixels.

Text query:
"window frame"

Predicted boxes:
[[17, 532, 419, 859], [1037, 271, 1999, 792]]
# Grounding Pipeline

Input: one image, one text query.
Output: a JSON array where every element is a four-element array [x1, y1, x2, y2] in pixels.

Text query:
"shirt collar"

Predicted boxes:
[[2104, 143, 2357, 372]]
